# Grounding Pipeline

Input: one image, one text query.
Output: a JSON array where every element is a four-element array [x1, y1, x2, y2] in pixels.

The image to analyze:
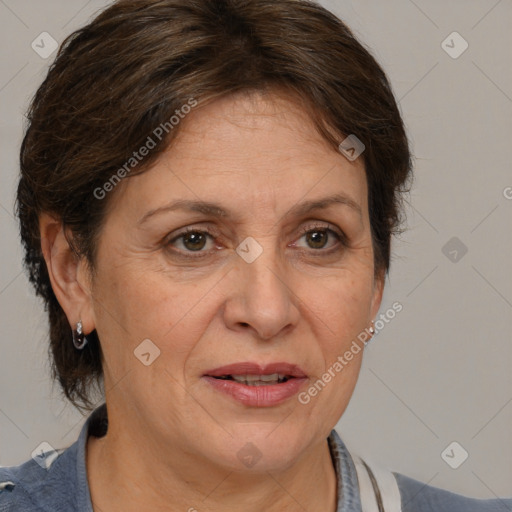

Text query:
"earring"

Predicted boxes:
[[368, 320, 375, 336], [72, 320, 88, 350]]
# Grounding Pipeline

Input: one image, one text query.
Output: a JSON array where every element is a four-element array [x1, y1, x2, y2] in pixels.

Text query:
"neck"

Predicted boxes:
[[86, 414, 338, 512]]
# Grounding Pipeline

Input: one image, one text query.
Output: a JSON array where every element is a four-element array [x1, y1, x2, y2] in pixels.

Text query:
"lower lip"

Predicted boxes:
[[202, 376, 308, 407]]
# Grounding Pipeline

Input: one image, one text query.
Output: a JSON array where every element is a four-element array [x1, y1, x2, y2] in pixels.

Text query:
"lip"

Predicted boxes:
[[202, 362, 308, 407], [203, 362, 307, 378]]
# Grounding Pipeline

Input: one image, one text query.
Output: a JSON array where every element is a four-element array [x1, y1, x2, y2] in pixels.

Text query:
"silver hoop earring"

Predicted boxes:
[[368, 320, 375, 336], [72, 320, 88, 350]]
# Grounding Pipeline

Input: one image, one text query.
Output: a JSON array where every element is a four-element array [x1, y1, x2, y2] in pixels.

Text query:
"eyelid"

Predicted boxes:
[[168, 220, 345, 240], [166, 225, 218, 247], [297, 221, 345, 240]]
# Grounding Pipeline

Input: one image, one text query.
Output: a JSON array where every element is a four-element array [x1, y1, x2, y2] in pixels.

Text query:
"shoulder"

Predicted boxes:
[[393, 471, 512, 512], [0, 403, 106, 512], [0, 442, 78, 512], [0, 462, 39, 511], [346, 442, 511, 512]]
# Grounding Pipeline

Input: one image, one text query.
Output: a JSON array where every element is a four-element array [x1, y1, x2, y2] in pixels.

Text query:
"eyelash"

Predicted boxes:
[[165, 223, 348, 260]]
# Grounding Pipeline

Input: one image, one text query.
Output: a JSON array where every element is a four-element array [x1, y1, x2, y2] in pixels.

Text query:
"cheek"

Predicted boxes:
[[94, 266, 217, 371], [303, 270, 374, 342], [298, 272, 372, 415], [296, 274, 370, 428]]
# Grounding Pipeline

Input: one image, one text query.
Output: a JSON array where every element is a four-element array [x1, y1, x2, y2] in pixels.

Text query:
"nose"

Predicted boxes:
[[222, 244, 301, 341]]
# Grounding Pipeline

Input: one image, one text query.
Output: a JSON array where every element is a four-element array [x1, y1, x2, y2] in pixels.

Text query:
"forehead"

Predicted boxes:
[[168, 90, 358, 169], [111, 90, 368, 224]]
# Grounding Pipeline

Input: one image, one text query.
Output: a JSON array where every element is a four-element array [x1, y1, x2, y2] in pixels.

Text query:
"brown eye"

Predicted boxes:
[[305, 230, 329, 249], [167, 228, 216, 256], [295, 224, 345, 252], [182, 231, 208, 251]]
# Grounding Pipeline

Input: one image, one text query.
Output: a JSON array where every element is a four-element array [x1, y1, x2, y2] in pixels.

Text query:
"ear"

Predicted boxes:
[[39, 212, 96, 336], [369, 268, 385, 322]]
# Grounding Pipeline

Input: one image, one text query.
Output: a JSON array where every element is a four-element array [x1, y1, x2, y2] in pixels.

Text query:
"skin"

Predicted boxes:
[[40, 88, 383, 512]]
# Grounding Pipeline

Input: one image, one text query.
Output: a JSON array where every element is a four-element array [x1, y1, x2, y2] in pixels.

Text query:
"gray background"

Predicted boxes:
[[0, 0, 511, 500]]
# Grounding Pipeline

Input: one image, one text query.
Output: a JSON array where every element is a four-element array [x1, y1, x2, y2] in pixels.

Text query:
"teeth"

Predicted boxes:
[[230, 373, 288, 385]]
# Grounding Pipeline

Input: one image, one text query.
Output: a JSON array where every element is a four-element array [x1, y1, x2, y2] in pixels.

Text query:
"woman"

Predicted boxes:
[[0, 0, 510, 510]]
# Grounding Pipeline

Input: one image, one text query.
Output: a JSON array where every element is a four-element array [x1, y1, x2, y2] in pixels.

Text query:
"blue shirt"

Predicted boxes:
[[1, 403, 510, 511]]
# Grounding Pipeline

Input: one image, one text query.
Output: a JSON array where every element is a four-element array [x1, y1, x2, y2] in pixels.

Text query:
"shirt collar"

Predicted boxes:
[[75, 403, 107, 512], [328, 429, 363, 511], [76, 403, 361, 512]]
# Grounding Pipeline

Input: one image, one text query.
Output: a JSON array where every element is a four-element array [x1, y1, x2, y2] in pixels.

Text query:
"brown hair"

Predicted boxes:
[[16, 0, 412, 411]]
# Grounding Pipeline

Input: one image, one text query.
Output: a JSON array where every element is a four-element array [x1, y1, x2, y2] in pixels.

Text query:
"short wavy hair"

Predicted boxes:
[[16, 0, 412, 411]]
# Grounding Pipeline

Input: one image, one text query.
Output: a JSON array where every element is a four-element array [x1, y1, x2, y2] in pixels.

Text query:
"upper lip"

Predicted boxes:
[[203, 362, 307, 378]]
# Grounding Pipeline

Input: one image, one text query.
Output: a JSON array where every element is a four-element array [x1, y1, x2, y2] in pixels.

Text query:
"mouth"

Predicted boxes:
[[202, 362, 308, 407], [204, 362, 307, 381], [212, 373, 292, 385]]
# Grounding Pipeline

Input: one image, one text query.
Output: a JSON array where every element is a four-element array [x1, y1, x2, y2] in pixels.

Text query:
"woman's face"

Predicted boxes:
[[85, 90, 383, 472]]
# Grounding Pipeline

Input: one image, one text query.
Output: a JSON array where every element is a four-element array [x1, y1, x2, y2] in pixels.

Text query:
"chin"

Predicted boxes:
[[205, 422, 312, 473]]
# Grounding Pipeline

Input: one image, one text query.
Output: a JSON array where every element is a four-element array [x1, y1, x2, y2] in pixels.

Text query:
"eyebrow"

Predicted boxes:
[[137, 193, 362, 226]]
